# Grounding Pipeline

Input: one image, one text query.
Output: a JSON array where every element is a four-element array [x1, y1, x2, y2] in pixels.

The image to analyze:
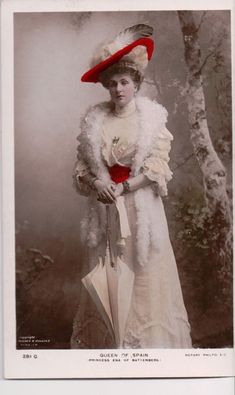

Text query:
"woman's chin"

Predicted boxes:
[[114, 97, 132, 108], [115, 98, 126, 105]]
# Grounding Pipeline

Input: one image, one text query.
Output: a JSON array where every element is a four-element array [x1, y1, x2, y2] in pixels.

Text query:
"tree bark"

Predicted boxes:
[[177, 11, 232, 253]]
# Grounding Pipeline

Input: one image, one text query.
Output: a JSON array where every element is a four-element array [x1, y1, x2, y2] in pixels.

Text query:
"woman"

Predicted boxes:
[[71, 24, 192, 349]]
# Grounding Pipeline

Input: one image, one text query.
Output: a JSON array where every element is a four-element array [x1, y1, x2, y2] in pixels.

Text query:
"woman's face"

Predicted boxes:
[[107, 73, 137, 108]]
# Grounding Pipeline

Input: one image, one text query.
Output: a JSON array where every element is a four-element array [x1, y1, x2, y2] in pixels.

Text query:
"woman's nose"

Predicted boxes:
[[116, 83, 122, 92]]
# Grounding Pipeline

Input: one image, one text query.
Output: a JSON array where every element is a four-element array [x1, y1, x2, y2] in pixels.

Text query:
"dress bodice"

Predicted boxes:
[[101, 99, 138, 167]]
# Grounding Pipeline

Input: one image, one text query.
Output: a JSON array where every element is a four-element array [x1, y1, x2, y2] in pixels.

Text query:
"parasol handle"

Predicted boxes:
[[105, 197, 131, 269], [106, 205, 116, 268]]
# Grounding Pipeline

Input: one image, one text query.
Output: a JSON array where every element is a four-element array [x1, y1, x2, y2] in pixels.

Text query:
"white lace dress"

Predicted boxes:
[[71, 99, 192, 349]]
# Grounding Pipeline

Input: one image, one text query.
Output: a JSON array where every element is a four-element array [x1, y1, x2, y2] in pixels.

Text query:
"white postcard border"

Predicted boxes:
[[1, 0, 235, 379]]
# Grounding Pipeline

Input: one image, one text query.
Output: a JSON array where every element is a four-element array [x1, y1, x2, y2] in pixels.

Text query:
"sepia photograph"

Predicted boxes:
[[2, 0, 234, 379]]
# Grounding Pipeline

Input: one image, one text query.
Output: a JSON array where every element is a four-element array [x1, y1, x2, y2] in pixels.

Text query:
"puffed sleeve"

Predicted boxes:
[[141, 127, 173, 196]]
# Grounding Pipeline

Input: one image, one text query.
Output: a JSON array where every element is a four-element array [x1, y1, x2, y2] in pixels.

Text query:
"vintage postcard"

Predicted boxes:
[[1, 0, 234, 378]]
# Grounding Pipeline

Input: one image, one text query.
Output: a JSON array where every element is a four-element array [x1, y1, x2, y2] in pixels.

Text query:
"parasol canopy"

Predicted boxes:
[[81, 196, 134, 348]]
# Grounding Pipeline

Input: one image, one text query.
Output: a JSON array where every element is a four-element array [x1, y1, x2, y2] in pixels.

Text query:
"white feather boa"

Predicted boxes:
[[76, 96, 171, 265]]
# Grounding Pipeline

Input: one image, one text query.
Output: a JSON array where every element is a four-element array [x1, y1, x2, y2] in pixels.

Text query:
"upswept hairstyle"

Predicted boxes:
[[99, 60, 144, 91]]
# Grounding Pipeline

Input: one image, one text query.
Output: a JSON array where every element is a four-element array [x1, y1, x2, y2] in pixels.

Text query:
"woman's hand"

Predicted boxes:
[[94, 180, 116, 204], [114, 183, 124, 198]]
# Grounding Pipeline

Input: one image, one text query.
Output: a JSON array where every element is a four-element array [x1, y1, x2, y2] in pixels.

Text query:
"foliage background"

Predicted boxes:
[[14, 10, 232, 349]]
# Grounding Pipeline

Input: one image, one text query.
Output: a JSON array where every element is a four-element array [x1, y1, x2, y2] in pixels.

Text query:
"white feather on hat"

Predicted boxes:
[[90, 24, 153, 72]]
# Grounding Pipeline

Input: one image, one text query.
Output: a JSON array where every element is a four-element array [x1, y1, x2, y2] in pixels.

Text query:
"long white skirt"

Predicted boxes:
[[71, 189, 192, 349]]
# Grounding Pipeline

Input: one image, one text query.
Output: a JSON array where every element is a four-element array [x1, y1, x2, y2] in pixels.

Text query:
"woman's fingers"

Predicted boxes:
[[99, 187, 116, 202], [106, 185, 116, 199], [98, 191, 115, 203], [97, 184, 118, 204], [103, 190, 116, 202], [97, 196, 114, 204]]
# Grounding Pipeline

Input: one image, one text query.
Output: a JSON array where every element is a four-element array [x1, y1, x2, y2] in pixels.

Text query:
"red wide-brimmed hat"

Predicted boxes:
[[81, 24, 154, 83]]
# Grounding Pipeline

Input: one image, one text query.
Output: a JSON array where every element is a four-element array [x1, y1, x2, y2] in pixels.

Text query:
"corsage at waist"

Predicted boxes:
[[108, 164, 131, 184]]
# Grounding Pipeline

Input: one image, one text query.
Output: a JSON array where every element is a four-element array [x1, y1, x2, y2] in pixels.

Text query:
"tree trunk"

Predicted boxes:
[[177, 11, 232, 255]]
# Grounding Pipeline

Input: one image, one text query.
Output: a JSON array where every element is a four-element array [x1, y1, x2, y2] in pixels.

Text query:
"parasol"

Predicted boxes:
[[81, 196, 134, 348]]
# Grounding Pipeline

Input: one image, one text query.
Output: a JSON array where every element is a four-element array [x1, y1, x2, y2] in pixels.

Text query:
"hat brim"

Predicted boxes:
[[81, 37, 154, 83]]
